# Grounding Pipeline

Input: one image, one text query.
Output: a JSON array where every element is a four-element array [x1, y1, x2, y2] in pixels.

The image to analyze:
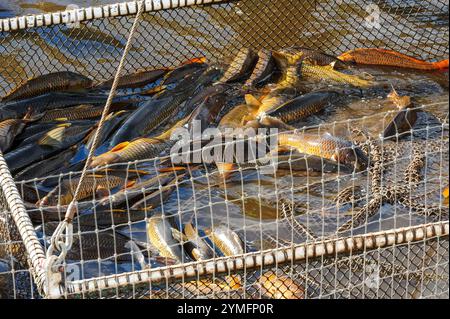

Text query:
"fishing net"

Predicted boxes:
[[0, 0, 449, 299]]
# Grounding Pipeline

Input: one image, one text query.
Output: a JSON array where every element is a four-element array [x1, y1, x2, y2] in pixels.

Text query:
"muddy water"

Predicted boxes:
[[0, 0, 448, 293]]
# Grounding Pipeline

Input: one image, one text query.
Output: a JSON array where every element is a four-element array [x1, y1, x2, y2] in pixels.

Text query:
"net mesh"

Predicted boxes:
[[0, 0, 449, 299]]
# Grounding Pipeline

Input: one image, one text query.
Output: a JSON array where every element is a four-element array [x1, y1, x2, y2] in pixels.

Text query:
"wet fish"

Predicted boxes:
[[277, 132, 368, 171], [37, 222, 146, 261], [189, 90, 229, 131], [244, 49, 275, 87], [129, 178, 179, 211], [90, 138, 173, 168], [267, 90, 340, 123], [0, 112, 34, 152], [109, 69, 205, 146], [205, 225, 244, 257], [300, 61, 373, 87], [14, 145, 78, 181], [37, 173, 125, 207], [2, 71, 93, 102], [275, 46, 348, 68], [95, 68, 168, 89], [258, 270, 305, 299], [338, 48, 449, 70], [218, 104, 259, 129], [146, 214, 185, 262], [382, 89, 418, 140], [97, 172, 177, 210], [183, 221, 215, 261], [218, 48, 258, 83], [0, 92, 115, 121], [5, 123, 92, 173], [39, 104, 104, 122], [161, 59, 207, 86]]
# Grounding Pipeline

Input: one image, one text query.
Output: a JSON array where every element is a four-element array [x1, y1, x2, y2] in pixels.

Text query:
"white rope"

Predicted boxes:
[[45, 0, 146, 288]]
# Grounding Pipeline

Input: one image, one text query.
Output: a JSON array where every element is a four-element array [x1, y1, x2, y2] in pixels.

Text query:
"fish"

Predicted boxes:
[[204, 225, 244, 257], [382, 89, 418, 140], [37, 222, 146, 261], [0, 112, 34, 152], [5, 123, 92, 173], [189, 90, 229, 131], [37, 173, 125, 207], [204, 225, 243, 289], [267, 90, 340, 123], [244, 49, 276, 87], [258, 270, 305, 299], [95, 68, 168, 90], [161, 59, 207, 86], [277, 132, 369, 171], [96, 172, 178, 210], [129, 178, 179, 211], [218, 48, 258, 83], [218, 104, 259, 129], [39, 104, 105, 122], [1, 71, 93, 102], [89, 138, 173, 168], [300, 61, 373, 87], [275, 46, 348, 68], [183, 221, 215, 261], [338, 48, 449, 70], [242, 153, 353, 173], [109, 69, 205, 146], [14, 145, 78, 181], [0, 92, 118, 121], [146, 214, 185, 262]]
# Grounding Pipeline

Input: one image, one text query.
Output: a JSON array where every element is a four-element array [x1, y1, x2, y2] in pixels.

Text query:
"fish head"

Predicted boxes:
[[336, 51, 357, 64], [335, 145, 369, 172], [89, 152, 121, 168]]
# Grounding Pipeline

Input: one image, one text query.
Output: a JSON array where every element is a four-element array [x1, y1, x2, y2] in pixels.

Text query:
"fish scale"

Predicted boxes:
[[39, 174, 125, 206], [268, 90, 340, 123], [40, 104, 103, 122], [2, 71, 93, 102]]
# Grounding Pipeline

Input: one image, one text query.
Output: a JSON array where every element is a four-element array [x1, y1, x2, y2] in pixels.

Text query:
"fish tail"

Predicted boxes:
[[433, 59, 449, 69]]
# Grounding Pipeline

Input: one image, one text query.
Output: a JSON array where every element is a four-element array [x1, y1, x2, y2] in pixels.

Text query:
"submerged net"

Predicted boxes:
[[0, 0, 449, 299]]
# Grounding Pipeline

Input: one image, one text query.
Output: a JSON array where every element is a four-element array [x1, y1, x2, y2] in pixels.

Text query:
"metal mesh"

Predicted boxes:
[[0, 0, 449, 299]]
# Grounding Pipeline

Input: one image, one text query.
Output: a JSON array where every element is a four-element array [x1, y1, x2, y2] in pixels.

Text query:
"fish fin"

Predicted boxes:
[[329, 61, 336, 69], [54, 117, 68, 121], [95, 185, 110, 199], [171, 228, 188, 242], [433, 59, 449, 69], [57, 123, 71, 128], [245, 94, 262, 107], [142, 85, 166, 95], [158, 166, 186, 173], [109, 141, 130, 152], [125, 180, 136, 188], [183, 57, 206, 65]]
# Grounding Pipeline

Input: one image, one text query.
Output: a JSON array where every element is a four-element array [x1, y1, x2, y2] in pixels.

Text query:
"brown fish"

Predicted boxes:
[[95, 68, 168, 89], [338, 48, 449, 70], [267, 90, 340, 123], [244, 49, 275, 87], [258, 270, 305, 299], [382, 88, 417, 140], [0, 112, 33, 152], [278, 132, 368, 171], [37, 173, 125, 206], [39, 104, 104, 122], [218, 48, 258, 83], [2, 71, 93, 102]]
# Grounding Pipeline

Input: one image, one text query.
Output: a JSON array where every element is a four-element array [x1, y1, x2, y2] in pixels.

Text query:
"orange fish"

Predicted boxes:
[[338, 48, 449, 70]]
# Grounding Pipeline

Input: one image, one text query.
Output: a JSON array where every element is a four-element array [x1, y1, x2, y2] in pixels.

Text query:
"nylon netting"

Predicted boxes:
[[0, 0, 449, 299]]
